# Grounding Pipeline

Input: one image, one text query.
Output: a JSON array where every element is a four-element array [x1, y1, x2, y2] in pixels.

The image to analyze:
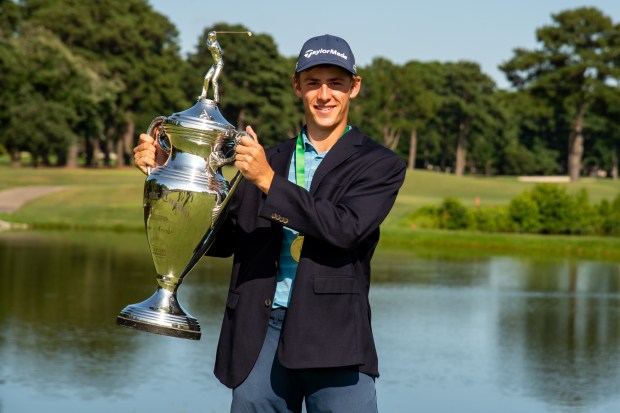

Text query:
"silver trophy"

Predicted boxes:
[[116, 31, 252, 340]]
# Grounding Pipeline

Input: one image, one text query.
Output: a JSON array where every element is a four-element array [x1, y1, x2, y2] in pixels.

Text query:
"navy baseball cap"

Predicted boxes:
[[295, 34, 357, 75]]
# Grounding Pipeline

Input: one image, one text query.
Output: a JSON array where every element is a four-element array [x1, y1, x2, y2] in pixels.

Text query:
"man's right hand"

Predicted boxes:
[[133, 133, 163, 175]]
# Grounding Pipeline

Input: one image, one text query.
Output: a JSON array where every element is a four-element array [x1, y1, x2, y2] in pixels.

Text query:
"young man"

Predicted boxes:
[[134, 34, 406, 413]]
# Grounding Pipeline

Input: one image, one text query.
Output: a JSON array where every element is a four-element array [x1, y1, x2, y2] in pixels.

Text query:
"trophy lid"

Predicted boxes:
[[164, 98, 234, 132], [163, 31, 252, 134]]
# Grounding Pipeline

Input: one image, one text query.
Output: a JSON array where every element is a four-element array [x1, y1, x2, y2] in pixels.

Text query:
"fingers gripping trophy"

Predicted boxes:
[[116, 31, 253, 340]]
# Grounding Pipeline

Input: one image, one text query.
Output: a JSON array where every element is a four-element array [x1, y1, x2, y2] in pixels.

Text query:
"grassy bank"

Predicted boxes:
[[1, 166, 619, 258], [377, 227, 620, 261]]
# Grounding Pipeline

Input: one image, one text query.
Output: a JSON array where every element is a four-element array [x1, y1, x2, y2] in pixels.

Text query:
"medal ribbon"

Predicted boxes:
[[291, 126, 352, 262], [295, 132, 306, 189], [294, 125, 351, 189]]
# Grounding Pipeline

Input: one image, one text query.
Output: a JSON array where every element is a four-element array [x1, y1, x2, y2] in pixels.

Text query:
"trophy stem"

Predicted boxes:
[[116, 287, 201, 340]]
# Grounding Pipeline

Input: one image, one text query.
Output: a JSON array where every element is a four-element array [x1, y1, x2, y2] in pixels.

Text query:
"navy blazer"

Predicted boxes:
[[208, 126, 407, 388]]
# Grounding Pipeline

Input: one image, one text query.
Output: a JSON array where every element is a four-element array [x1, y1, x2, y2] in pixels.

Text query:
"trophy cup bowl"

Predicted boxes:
[[116, 98, 247, 340]]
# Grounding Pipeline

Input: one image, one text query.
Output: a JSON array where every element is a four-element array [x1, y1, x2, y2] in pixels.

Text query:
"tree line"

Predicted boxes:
[[1, 0, 619, 181]]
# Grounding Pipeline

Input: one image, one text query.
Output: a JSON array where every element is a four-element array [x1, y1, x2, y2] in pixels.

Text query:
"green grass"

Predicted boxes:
[[377, 227, 620, 261], [1, 165, 619, 257], [0, 166, 146, 231]]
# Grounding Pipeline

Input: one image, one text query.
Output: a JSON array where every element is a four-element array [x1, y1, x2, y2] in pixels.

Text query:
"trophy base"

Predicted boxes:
[[116, 287, 201, 340]]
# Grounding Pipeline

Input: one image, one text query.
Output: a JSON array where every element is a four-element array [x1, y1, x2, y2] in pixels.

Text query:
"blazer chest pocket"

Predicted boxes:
[[313, 276, 360, 294]]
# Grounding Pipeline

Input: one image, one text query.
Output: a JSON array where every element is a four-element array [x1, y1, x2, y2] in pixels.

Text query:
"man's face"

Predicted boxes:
[[293, 65, 361, 134]]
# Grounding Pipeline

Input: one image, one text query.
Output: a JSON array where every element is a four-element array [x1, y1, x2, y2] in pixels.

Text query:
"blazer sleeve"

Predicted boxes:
[[259, 150, 406, 249]]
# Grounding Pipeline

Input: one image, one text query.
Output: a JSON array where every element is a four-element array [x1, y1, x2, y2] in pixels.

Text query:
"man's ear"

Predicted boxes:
[[349, 76, 362, 99], [292, 75, 302, 98]]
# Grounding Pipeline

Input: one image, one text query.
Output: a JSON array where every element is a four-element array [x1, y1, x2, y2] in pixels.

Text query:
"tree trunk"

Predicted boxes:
[[440, 131, 448, 172], [116, 116, 135, 168], [123, 117, 135, 166], [41, 152, 50, 166], [105, 139, 113, 167], [455, 121, 469, 176], [408, 128, 417, 170], [382, 126, 400, 151], [612, 150, 618, 180], [85, 137, 103, 167], [568, 99, 586, 182], [104, 126, 115, 167], [93, 138, 103, 167], [237, 109, 247, 132], [9, 150, 21, 167], [115, 139, 124, 168], [67, 137, 79, 168]]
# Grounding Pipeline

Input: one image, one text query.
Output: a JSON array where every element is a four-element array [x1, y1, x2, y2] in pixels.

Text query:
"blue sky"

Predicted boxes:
[[149, 1, 620, 89]]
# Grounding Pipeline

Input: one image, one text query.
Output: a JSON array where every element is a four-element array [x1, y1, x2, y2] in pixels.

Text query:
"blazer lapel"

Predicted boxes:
[[309, 127, 363, 194], [269, 138, 295, 177]]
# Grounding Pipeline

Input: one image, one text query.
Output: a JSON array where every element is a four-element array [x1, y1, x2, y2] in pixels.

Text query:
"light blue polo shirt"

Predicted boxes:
[[273, 130, 327, 308]]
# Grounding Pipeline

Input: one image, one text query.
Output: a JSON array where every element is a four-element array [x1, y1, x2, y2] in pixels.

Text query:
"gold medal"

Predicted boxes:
[[290, 235, 305, 262]]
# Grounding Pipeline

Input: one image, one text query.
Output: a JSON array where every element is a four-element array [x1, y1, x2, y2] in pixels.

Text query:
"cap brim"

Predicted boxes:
[[295, 58, 356, 75]]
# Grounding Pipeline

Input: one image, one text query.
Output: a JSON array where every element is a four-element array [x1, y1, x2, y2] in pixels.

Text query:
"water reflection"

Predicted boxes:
[[1, 232, 619, 413], [0, 231, 233, 412], [490, 258, 620, 410]]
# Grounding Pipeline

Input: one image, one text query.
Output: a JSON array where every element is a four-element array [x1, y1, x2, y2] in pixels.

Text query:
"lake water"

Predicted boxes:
[[1, 230, 619, 413]]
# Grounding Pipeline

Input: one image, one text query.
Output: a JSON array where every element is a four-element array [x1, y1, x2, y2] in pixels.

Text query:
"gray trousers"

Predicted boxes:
[[231, 308, 378, 413]]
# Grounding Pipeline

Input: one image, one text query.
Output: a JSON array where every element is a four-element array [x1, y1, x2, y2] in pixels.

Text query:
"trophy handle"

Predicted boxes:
[[208, 130, 252, 174], [228, 130, 253, 190], [145, 116, 170, 176], [182, 130, 252, 275]]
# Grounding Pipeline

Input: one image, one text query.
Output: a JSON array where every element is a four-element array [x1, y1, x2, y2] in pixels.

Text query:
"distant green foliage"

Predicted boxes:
[[0, 4, 619, 177], [409, 184, 620, 237], [471, 206, 512, 233], [598, 195, 620, 236], [509, 191, 541, 233], [437, 197, 471, 230], [529, 184, 576, 234]]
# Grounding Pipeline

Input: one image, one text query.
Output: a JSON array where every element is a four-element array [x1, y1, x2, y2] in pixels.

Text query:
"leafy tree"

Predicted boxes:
[[496, 90, 562, 175], [399, 61, 442, 169], [428, 61, 499, 175], [0, 23, 118, 166], [353, 59, 438, 167], [22, 0, 188, 166], [588, 77, 620, 178], [0, 0, 20, 37], [186, 23, 300, 146], [354, 58, 407, 151], [500, 7, 620, 181]]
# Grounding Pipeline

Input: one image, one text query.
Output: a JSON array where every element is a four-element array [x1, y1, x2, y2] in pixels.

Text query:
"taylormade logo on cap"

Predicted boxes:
[[295, 34, 356, 75], [303, 48, 349, 61]]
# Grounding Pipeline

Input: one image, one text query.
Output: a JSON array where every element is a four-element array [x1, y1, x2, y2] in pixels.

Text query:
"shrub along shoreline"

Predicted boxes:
[[408, 183, 620, 237]]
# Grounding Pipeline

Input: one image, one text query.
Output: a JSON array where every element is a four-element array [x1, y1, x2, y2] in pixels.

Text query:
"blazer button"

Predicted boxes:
[[264, 298, 272, 307], [271, 213, 278, 219], [282, 218, 289, 224]]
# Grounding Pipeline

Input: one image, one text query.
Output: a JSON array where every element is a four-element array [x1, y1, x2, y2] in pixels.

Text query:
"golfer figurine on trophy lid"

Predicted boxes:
[[116, 31, 253, 340]]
